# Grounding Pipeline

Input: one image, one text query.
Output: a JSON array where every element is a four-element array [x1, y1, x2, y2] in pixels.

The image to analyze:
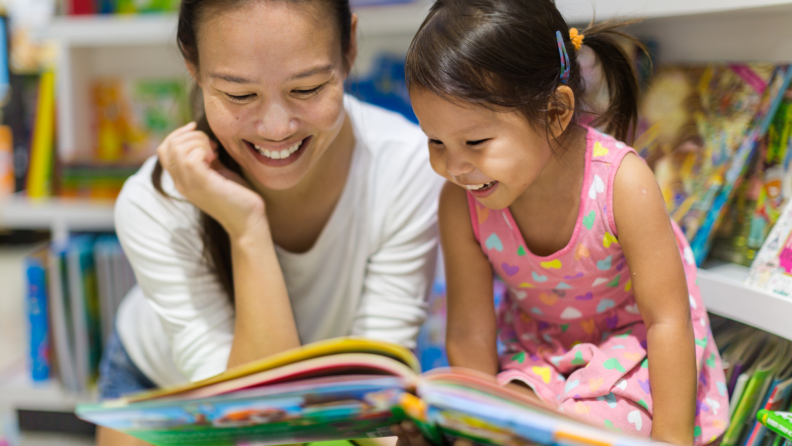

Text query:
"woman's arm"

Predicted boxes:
[[613, 154, 696, 446], [154, 123, 300, 371], [440, 182, 500, 375]]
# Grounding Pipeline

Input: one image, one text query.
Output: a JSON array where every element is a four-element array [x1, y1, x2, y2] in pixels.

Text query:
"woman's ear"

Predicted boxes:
[[186, 61, 200, 87], [346, 14, 359, 74], [547, 85, 575, 139]]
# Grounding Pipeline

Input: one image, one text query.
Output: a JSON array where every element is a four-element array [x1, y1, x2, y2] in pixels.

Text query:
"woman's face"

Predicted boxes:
[[193, 1, 355, 190]]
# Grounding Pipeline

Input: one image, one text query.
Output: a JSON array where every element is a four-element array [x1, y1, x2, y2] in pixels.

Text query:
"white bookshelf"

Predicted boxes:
[[0, 194, 114, 242]]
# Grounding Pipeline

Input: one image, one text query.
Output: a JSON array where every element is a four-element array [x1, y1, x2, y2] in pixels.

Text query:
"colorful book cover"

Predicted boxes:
[[634, 64, 792, 264], [24, 246, 50, 382], [746, 197, 792, 295], [744, 378, 792, 446], [91, 77, 188, 163], [758, 410, 792, 442], [78, 338, 657, 446]]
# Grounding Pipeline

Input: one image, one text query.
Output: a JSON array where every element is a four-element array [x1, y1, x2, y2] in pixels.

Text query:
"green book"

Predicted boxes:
[[724, 369, 774, 446], [758, 410, 792, 442]]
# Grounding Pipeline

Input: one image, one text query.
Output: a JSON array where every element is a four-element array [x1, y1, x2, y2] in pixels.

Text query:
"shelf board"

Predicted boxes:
[[0, 363, 95, 413], [39, 1, 433, 46], [698, 261, 792, 341], [559, 0, 792, 23], [0, 195, 115, 234]]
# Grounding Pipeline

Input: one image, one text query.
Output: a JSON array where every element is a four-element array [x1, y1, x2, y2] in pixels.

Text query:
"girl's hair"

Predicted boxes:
[[405, 0, 645, 146], [151, 0, 353, 302]]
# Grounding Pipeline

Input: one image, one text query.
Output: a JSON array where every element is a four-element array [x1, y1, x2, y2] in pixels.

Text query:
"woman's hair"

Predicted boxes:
[[405, 0, 646, 146], [151, 0, 353, 302]]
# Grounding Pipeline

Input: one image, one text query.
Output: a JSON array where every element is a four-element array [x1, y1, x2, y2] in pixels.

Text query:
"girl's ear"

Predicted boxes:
[[547, 85, 575, 139], [346, 14, 359, 75]]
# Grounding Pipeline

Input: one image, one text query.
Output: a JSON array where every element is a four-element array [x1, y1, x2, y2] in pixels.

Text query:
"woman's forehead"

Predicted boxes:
[[196, 1, 342, 79]]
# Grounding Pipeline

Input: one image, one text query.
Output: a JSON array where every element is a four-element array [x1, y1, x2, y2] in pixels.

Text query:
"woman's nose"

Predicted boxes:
[[255, 101, 297, 141]]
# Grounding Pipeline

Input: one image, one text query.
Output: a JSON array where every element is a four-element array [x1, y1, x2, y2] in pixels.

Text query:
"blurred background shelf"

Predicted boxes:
[[699, 262, 792, 342], [0, 195, 114, 241]]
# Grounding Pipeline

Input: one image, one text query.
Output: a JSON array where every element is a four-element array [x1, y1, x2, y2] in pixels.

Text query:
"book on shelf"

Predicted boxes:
[[633, 63, 792, 265], [27, 235, 135, 388], [26, 69, 56, 198], [745, 196, 792, 296], [24, 246, 51, 382], [711, 318, 792, 446], [77, 337, 656, 446]]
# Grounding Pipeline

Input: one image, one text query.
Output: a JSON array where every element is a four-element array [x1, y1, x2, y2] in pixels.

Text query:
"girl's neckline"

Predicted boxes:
[[501, 126, 594, 260]]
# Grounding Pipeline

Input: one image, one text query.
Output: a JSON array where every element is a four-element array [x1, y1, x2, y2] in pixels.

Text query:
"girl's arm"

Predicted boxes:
[[613, 154, 696, 446], [439, 182, 500, 375]]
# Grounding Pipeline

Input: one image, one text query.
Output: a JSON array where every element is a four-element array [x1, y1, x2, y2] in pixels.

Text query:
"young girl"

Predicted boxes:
[[400, 0, 730, 444]]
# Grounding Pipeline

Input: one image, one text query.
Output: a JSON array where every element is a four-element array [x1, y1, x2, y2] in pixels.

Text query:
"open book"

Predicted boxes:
[[77, 337, 655, 446]]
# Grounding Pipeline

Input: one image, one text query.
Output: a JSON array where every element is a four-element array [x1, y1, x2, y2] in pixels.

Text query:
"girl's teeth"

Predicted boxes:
[[255, 141, 302, 159], [465, 181, 495, 191]]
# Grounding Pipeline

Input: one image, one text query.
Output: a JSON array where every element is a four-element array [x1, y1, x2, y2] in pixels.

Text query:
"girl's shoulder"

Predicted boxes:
[[585, 126, 636, 166]]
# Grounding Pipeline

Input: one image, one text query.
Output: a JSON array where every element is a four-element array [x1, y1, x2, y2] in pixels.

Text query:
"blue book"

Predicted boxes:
[[24, 247, 50, 382]]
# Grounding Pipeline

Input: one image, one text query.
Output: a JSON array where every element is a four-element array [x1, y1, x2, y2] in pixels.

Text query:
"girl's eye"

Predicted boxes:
[[293, 85, 324, 97], [467, 139, 489, 146], [225, 93, 255, 103]]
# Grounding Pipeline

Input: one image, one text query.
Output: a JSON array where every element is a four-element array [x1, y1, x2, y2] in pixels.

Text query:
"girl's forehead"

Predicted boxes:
[[196, 2, 341, 79]]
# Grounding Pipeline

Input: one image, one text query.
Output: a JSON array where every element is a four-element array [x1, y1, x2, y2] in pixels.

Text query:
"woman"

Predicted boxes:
[[97, 0, 442, 444]]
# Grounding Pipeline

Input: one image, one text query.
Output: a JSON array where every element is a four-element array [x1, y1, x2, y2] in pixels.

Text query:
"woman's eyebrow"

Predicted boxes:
[[288, 64, 334, 81], [210, 73, 254, 84]]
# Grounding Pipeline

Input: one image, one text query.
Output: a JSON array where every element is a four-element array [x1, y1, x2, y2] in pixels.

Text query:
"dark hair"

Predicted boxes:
[[405, 0, 646, 146], [152, 0, 353, 302]]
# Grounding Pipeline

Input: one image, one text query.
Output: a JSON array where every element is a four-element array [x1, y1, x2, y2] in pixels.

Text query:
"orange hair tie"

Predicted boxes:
[[569, 28, 584, 51]]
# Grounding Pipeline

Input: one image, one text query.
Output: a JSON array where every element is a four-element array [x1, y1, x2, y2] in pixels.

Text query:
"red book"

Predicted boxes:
[[69, 0, 95, 15]]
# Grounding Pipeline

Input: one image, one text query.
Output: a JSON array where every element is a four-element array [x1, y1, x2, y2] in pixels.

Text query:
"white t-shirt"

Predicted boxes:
[[115, 95, 443, 387]]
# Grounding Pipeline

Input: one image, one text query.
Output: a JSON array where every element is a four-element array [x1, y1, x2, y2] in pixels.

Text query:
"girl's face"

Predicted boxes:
[[411, 88, 554, 210], [193, 1, 355, 191]]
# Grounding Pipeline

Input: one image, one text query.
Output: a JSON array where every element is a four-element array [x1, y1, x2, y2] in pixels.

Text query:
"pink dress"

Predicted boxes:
[[466, 127, 729, 443]]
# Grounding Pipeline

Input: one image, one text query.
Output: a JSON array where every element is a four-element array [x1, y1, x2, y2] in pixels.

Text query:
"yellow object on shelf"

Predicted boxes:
[[26, 70, 56, 199]]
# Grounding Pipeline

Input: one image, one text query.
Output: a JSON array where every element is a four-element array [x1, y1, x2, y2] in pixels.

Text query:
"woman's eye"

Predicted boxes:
[[293, 85, 323, 97], [467, 139, 489, 146], [225, 93, 255, 103], [428, 139, 443, 146]]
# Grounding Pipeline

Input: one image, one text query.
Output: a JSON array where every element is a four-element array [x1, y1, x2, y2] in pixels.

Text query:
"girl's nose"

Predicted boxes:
[[255, 101, 297, 141], [446, 153, 475, 178]]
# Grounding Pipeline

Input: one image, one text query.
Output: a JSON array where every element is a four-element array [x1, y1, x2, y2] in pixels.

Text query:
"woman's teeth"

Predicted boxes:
[[254, 141, 301, 159], [465, 181, 496, 191]]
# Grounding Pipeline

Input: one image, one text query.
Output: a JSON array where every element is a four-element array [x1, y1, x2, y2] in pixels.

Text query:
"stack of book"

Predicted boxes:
[[710, 317, 792, 446], [24, 235, 136, 391]]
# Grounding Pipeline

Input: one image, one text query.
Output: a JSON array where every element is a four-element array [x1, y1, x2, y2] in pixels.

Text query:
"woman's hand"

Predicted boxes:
[[157, 122, 267, 239]]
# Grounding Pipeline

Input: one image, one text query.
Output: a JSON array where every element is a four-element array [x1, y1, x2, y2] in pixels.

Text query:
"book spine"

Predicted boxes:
[[68, 0, 96, 14], [25, 254, 50, 382], [724, 371, 772, 446], [26, 70, 56, 198]]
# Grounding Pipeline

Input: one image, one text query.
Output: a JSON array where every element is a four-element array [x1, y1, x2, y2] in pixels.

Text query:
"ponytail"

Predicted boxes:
[[405, 0, 649, 148], [579, 19, 647, 144]]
